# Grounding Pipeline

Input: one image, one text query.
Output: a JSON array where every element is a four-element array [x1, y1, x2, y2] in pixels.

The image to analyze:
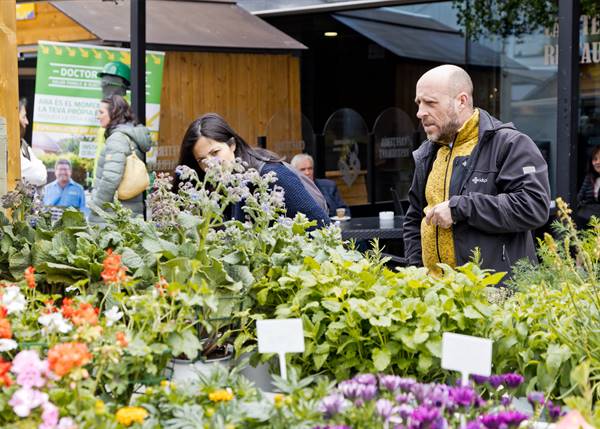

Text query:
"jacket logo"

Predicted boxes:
[[472, 176, 488, 184]]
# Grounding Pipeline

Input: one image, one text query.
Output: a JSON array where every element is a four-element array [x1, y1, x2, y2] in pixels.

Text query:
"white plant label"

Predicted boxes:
[[257, 318, 304, 380], [442, 332, 492, 385]]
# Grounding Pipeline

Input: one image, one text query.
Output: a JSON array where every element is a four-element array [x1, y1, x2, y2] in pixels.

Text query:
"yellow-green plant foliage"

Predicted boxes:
[[489, 198, 600, 401]]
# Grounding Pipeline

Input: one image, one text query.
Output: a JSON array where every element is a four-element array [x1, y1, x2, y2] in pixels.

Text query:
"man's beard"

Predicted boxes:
[[430, 110, 461, 145]]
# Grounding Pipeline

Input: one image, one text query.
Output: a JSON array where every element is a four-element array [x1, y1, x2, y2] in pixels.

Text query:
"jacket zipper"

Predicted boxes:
[[502, 244, 506, 261], [436, 144, 454, 263]]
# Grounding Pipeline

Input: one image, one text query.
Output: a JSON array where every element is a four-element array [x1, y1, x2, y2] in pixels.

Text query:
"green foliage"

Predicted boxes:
[[244, 246, 500, 380], [490, 199, 600, 403], [453, 0, 600, 40]]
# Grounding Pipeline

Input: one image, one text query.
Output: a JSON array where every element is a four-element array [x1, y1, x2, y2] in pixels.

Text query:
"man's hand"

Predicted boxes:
[[425, 200, 453, 228]]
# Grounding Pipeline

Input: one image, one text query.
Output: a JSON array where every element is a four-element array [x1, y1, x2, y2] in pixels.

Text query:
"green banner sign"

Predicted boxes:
[[32, 40, 165, 188]]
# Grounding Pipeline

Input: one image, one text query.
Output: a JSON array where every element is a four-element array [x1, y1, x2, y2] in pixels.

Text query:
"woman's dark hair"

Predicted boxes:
[[587, 146, 600, 181], [101, 95, 137, 138], [174, 113, 282, 189]]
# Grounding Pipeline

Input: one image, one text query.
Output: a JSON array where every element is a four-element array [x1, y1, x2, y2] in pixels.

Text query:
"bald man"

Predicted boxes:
[[403, 65, 550, 279]]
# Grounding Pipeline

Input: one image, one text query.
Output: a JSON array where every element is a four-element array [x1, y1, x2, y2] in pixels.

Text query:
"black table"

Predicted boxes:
[[337, 216, 404, 241]]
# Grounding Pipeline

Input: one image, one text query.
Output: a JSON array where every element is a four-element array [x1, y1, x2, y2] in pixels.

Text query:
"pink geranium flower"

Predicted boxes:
[[8, 387, 48, 417], [11, 350, 47, 388], [40, 401, 59, 429]]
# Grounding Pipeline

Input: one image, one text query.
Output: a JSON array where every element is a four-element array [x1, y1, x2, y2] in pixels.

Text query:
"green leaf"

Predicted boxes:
[[168, 329, 202, 360], [463, 305, 483, 319], [481, 271, 506, 286], [373, 347, 391, 371], [121, 247, 144, 270]]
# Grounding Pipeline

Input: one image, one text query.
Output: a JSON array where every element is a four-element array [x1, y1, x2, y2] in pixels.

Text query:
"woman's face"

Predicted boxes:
[[593, 152, 600, 175], [192, 136, 236, 171], [97, 102, 111, 128]]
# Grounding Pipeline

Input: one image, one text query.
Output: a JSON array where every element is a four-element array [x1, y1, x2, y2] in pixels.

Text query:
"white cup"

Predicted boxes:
[[379, 211, 394, 228]]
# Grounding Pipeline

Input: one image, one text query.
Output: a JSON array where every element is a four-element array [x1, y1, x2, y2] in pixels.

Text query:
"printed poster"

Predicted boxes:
[[32, 40, 164, 188]]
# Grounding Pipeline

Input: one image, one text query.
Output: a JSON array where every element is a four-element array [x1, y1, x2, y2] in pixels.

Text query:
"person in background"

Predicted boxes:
[[19, 98, 47, 187], [404, 64, 550, 278], [175, 113, 330, 226], [43, 159, 88, 216], [290, 153, 350, 218], [575, 146, 600, 227], [89, 95, 151, 224], [93, 61, 132, 185]]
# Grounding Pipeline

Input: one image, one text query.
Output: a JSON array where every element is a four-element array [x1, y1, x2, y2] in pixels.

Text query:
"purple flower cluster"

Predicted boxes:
[[477, 410, 529, 429], [313, 372, 561, 429], [470, 373, 524, 390]]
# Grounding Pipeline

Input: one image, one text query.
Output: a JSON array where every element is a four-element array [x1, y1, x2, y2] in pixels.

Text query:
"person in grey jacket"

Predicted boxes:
[[404, 65, 550, 278], [89, 95, 151, 224]]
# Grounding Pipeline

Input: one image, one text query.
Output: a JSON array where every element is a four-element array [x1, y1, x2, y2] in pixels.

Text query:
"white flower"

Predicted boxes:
[[38, 313, 72, 334], [57, 417, 78, 429], [104, 306, 123, 327], [1, 286, 26, 315], [0, 339, 18, 352]]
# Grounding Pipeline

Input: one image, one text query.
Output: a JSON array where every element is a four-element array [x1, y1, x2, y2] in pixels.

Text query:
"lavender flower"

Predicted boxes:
[[488, 375, 505, 389], [376, 398, 396, 421], [408, 405, 446, 429], [471, 374, 489, 385], [501, 373, 524, 389], [354, 373, 377, 385], [527, 391, 545, 407], [338, 380, 363, 400], [360, 384, 378, 401], [397, 403, 414, 420], [319, 394, 349, 418], [380, 375, 403, 392], [312, 426, 352, 429], [395, 393, 413, 404], [500, 394, 512, 407], [478, 411, 528, 429], [545, 400, 562, 421], [449, 386, 477, 408]]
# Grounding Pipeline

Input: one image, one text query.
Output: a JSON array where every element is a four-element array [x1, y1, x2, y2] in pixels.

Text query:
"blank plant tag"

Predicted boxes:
[[257, 319, 304, 380], [442, 332, 492, 385], [257, 319, 305, 354]]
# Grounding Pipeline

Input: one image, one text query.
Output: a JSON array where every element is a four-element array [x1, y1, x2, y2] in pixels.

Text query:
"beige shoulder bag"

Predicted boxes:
[[116, 136, 150, 200]]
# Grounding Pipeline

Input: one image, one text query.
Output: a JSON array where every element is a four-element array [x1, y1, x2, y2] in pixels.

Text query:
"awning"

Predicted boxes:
[[333, 8, 523, 68], [51, 0, 307, 52]]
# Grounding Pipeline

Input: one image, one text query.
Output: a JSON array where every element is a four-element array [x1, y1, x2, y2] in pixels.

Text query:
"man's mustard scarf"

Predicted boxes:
[[421, 109, 479, 275]]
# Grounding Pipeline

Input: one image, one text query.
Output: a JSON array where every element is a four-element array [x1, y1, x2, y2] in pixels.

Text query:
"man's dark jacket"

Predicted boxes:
[[315, 178, 350, 217], [403, 109, 551, 275]]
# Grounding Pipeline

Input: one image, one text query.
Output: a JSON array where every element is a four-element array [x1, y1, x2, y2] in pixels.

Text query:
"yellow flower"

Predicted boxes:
[[208, 388, 234, 402], [160, 380, 169, 388], [95, 400, 105, 415], [115, 406, 148, 426], [205, 407, 215, 417], [224, 425, 236, 429], [274, 394, 285, 408]]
